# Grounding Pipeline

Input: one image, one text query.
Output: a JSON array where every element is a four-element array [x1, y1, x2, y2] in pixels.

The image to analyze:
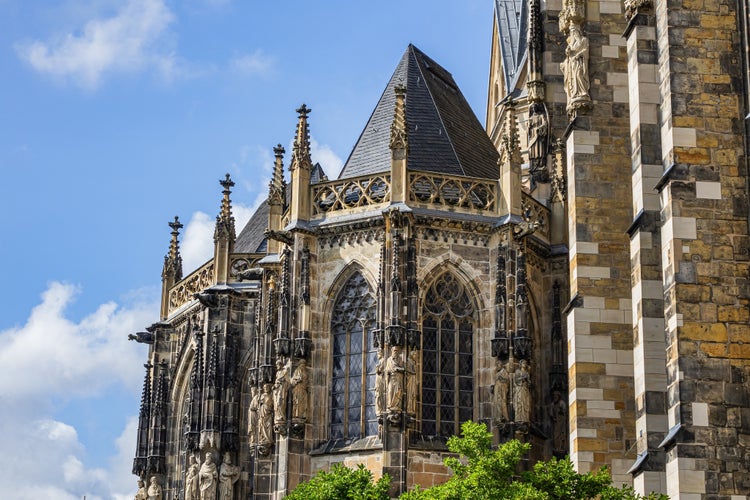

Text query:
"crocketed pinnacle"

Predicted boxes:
[[214, 174, 236, 242], [269, 144, 286, 206], [290, 104, 312, 171], [389, 84, 408, 152], [163, 216, 183, 281]]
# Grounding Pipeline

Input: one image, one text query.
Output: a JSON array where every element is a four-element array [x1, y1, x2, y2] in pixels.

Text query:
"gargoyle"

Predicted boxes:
[[194, 292, 219, 308], [513, 220, 540, 240], [128, 331, 155, 344], [237, 267, 263, 281], [264, 229, 294, 246]]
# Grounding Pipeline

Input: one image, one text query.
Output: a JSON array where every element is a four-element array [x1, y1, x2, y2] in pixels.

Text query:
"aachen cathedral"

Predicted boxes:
[[129, 0, 750, 498]]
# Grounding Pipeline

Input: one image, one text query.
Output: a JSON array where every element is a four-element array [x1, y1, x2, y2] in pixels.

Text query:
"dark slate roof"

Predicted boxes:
[[235, 200, 269, 253], [311, 162, 328, 184], [339, 45, 499, 180], [495, 0, 527, 92]]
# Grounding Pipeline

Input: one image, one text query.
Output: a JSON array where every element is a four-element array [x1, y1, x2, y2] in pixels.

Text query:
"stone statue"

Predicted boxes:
[[527, 103, 549, 176], [386, 346, 405, 412], [375, 349, 387, 415], [273, 357, 291, 426], [290, 358, 309, 422], [513, 360, 532, 423], [134, 479, 147, 500], [247, 385, 259, 446], [560, 24, 590, 114], [550, 391, 568, 455], [405, 350, 418, 415], [258, 382, 274, 448], [147, 476, 162, 500], [199, 452, 218, 500], [184, 454, 199, 500], [219, 453, 241, 500], [493, 360, 510, 423]]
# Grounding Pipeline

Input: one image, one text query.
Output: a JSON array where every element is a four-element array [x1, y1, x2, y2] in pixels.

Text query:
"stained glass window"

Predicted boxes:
[[421, 271, 474, 437], [330, 272, 377, 439]]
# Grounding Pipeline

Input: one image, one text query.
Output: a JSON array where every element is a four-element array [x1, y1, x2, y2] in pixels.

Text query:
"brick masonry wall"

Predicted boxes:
[[655, 0, 750, 497]]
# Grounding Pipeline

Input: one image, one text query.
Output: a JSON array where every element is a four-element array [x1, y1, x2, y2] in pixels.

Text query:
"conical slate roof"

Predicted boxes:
[[339, 45, 499, 180]]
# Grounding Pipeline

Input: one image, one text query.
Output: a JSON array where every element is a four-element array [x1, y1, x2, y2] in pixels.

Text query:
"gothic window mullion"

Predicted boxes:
[[330, 272, 376, 440], [421, 271, 474, 439]]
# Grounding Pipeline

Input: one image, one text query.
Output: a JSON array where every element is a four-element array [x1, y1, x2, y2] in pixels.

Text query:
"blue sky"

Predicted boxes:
[[0, 1, 493, 498]]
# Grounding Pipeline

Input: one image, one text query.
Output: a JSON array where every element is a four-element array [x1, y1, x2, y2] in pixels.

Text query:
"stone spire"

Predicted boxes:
[[389, 85, 409, 203], [290, 104, 312, 172], [527, 0, 545, 102], [215, 173, 236, 243], [269, 144, 286, 207], [498, 99, 522, 217], [289, 105, 313, 225], [389, 84, 408, 153], [214, 174, 236, 285], [163, 216, 183, 281], [132, 362, 152, 476], [160, 216, 183, 320]]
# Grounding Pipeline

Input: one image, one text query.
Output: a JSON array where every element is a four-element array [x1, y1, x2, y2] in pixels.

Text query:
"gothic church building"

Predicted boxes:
[[131, 1, 750, 498]]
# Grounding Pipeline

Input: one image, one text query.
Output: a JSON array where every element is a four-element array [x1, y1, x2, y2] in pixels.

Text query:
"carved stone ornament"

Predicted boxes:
[[198, 453, 218, 500], [560, 24, 592, 116], [147, 476, 163, 500], [257, 383, 274, 454], [375, 349, 387, 415], [218, 453, 240, 500], [493, 360, 511, 423], [135, 479, 147, 500], [624, 0, 652, 20], [184, 454, 199, 500], [513, 360, 532, 423], [550, 391, 568, 456], [273, 357, 291, 431], [247, 385, 260, 447], [527, 102, 550, 183], [386, 346, 405, 413], [290, 358, 309, 424], [405, 350, 418, 415]]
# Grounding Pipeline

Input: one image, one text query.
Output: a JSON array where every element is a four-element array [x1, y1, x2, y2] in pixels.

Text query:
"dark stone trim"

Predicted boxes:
[[309, 435, 383, 455], [627, 451, 649, 475], [658, 423, 682, 450], [562, 293, 583, 315], [623, 12, 650, 39], [626, 209, 646, 237], [654, 163, 676, 192], [563, 116, 579, 139]]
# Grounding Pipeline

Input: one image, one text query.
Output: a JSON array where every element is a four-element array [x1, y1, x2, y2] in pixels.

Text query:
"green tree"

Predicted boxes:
[[284, 463, 391, 500], [400, 421, 668, 500]]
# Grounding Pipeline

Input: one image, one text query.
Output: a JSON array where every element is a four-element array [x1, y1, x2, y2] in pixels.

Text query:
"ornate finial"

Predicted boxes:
[[163, 216, 183, 281], [550, 138, 567, 203], [389, 84, 408, 153], [291, 105, 312, 171], [215, 174, 236, 243], [499, 99, 520, 165], [269, 144, 286, 206]]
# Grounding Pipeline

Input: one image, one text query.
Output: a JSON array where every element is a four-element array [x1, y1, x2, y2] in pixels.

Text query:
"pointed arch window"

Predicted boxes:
[[330, 272, 377, 440], [421, 271, 474, 438]]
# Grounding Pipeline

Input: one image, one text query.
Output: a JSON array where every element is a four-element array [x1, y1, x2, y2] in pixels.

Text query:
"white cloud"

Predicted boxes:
[[14, 0, 175, 89], [0, 283, 158, 499], [311, 138, 344, 179], [180, 203, 257, 273], [230, 49, 274, 77]]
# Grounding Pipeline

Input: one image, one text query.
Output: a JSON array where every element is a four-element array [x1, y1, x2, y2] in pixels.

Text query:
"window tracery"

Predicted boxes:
[[421, 271, 474, 437], [330, 272, 377, 439]]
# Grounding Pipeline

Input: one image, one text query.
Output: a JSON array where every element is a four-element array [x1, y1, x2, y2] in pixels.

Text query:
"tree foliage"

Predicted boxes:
[[284, 463, 391, 500], [400, 421, 669, 500], [284, 422, 669, 500]]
